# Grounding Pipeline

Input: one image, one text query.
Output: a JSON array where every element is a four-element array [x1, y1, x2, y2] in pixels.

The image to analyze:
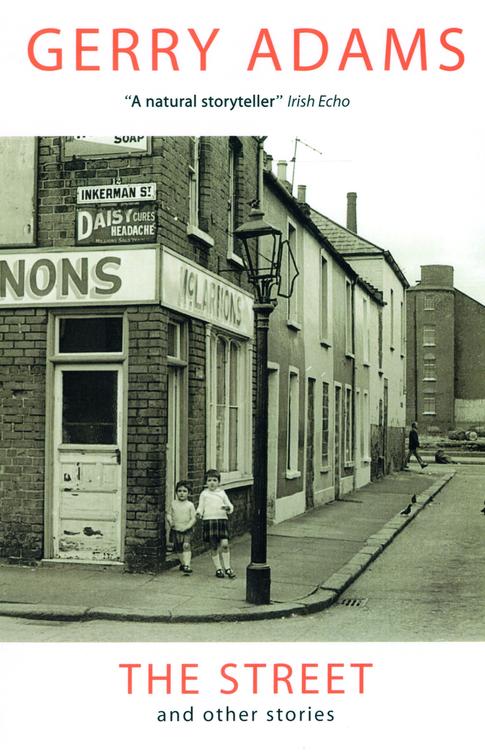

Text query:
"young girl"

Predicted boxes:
[[197, 469, 236, 579], [165, 480, 196, 575]]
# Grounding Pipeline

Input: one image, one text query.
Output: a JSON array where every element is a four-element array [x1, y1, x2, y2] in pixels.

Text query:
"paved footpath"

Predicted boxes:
[[0, 467, 453, 623]]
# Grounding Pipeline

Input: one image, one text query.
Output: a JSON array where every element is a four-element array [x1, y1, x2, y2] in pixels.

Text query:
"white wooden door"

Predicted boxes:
[[53, 365, 123, 561]]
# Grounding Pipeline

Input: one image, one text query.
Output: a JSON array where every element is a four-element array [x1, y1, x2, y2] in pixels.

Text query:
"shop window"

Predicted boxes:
[[207, 330, 251, 482], [58, 317, 123, 353]]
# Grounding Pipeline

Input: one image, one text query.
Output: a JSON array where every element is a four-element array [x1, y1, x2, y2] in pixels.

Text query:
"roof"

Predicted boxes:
[[310, 207, 410, 289], [264, 170, 384, 306]]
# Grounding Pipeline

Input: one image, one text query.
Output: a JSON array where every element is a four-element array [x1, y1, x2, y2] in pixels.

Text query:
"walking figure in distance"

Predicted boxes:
[[404, 422, 428, 469], [166, 480, 196, 575], [197, 469, 236, 579]]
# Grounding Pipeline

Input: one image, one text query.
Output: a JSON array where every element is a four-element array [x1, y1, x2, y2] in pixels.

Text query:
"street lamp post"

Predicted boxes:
[[234, 204, 298, 605]]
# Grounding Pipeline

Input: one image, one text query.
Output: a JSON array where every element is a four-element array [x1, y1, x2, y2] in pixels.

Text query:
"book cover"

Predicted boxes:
[[0, 1, 483, 752]]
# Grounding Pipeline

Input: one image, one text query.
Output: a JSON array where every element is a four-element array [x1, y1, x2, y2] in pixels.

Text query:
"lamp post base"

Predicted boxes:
[[246, 563, 271, 605]]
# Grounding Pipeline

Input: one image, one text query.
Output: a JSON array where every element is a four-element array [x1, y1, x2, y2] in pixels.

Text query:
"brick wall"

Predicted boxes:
[[0, 309, 47, 561]]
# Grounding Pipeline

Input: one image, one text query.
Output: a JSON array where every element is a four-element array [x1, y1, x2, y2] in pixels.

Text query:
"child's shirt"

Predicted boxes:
[[197, 488, 234, 520], [166, 499, 196, 532]]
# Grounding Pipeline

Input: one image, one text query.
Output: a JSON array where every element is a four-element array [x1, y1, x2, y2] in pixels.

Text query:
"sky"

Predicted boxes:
[[265, 120, 485, 303]]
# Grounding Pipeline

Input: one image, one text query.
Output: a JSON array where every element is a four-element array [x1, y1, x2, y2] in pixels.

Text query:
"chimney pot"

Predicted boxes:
[[264, 152, 273, 172], [297, 185, 307, 203], [277, 160, 288, 182], [347, 191, 357, 233]]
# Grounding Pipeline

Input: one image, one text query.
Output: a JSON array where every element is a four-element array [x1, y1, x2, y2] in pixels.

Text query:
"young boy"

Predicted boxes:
[[197, 469, 236, 579], [165, 480, 196, 575]]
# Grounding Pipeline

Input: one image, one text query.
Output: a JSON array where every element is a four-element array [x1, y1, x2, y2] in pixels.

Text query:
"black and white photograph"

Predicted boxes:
[[0, 133, 484, 642]]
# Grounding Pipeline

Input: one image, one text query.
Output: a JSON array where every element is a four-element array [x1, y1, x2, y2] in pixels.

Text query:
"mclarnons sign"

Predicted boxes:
[[0, 247, 159, 307], [77, 183, 156, 204]]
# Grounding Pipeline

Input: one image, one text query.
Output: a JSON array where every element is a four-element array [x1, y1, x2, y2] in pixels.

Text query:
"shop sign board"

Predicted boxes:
[[161, 247, 254, 338], [0, 247, 158, 307], [64, 136, 150, 158], [76, 204, 157, 245], [77, 182, 156, 204]]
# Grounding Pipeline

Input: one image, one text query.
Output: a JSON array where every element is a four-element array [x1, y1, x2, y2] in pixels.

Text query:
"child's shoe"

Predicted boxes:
[[215, 569, 225, 578], [182, 565, 192, 575], [225, 568, 236, 579]]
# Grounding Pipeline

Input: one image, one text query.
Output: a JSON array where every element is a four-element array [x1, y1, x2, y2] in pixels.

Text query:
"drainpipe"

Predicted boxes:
[[351, 279, 357, 491], [413, 293, 418, 422], [256, 136, 267, 207]]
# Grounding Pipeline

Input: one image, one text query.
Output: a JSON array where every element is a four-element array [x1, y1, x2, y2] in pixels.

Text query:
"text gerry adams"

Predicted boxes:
[[27, 27, 465, 72], [118, 662, 373, 695]]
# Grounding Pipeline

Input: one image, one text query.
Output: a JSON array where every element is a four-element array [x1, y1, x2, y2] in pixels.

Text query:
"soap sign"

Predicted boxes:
[[76, 205, 157, 245], [64, 136, 150, 158]]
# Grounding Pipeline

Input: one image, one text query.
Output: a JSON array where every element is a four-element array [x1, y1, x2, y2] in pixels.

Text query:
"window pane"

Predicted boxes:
[[229, 407, 238, 471], [229, 342, 238, 404], [62, 371, 117, 444], [59, 317, 122, 353], [216, 339, 226, 405], [167, 322, 178, 358], [216, 406, 225, 470]]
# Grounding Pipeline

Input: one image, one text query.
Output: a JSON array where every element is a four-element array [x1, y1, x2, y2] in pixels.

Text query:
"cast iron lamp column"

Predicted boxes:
[[247, 298, 273, 603], [234, 204, 298, 605]]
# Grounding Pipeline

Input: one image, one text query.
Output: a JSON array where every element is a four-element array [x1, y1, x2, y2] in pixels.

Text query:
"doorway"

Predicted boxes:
[[305, 378, 315, 509], [334, 384, 342, 498], [52, 364, 123, 561]]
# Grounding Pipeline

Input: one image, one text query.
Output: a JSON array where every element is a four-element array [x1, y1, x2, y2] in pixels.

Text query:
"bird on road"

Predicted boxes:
[[411, 494, 417, 504], [480, 503, 485, 515], [400, 503, 412, 515]]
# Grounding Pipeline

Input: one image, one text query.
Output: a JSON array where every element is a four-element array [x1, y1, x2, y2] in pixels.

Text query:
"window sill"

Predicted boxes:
[[285, 470, 301, 480], [221, 475, 254, 490], [227, 251, 245, 268], [186, 224, 214, 248], [422, 412, 436, 416], [345, 352, 355, 360], [320, 465, 330, 473], [286, 320, 302, 332], [423, 378, 436, 382], [320, 339, 332, 349], [344, 462, 355, 469]]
